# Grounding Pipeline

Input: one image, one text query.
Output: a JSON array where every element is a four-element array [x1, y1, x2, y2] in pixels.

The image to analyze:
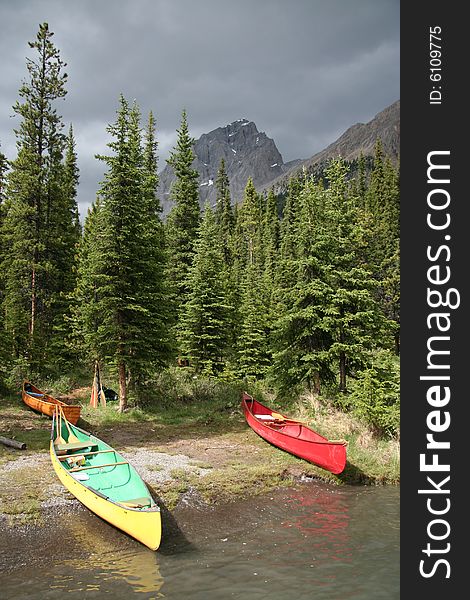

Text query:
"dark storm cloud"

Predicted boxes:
[[0, 0, 399, 217]]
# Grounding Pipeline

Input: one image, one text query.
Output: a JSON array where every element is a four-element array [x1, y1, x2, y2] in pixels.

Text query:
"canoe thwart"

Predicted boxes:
[[69, 460, 128, 472], [55, 441, 99, 452], [58, 448, 115, 460], [118, 496, 152, 508]]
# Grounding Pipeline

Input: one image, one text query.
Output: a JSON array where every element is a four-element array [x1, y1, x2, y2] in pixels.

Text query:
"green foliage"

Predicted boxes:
[[182, 204, 232, 375], [72, 96, 171, 408], [214, 157, 234, 266], [344, 350, 400, 436], [165, 109, 200, 339], [0, 24, 401, 441], [0, 22, 78, 374]]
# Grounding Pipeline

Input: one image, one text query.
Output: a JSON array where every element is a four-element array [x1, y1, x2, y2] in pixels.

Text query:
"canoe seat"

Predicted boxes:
[[255, 414, 276, 421], [118, 496, 152, 508], [55, 441, 99, 452]]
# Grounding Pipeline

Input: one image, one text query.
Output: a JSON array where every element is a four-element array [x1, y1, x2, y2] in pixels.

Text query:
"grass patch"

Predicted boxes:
[[1, 371, 399, 520], [0, 464, 53, 524]]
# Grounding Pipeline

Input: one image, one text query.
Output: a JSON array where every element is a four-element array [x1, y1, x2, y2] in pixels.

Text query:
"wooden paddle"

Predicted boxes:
[[54, 407, 66, 447], [90, 361, 99, 408], [98, 364, 106, 407], [59, 406, 80, 443], [271, 411, 309, 425]]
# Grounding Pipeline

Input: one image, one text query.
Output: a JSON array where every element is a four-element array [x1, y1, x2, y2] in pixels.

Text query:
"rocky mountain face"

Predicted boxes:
[[304, 100, 399, 167], [158, 101, 399, 214], [261, 100, 400, 196], [158, 119, 297, 215]]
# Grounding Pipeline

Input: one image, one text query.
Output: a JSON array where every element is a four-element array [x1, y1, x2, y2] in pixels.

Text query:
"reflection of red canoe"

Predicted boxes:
[[242, 392, 347, 475], [22, 381, 81, 425]]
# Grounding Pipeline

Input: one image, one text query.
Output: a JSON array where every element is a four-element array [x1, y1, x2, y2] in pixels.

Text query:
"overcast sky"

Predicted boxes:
[[0, 0, 399, 218]]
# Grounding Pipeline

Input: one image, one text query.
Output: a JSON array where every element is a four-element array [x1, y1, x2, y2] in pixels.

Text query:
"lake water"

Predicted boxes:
[[0, 483, 399, 599]]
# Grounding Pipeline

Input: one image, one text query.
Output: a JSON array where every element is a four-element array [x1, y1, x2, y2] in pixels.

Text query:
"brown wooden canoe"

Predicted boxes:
[[22, 381, 81, 425]]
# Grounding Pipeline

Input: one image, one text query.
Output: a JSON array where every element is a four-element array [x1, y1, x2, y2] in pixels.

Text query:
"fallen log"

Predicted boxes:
[[0, 436, 27, 450]]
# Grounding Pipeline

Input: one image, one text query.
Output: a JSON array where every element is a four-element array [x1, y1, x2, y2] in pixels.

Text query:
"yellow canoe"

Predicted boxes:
[[50, 411, 161, 551]]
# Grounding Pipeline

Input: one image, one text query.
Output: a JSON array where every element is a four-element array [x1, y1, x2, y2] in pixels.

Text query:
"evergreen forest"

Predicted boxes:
[[0, 24, 400, 439]]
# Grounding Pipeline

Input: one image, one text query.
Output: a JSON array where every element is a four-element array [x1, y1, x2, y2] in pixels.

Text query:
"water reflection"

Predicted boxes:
[[0, 484, 399, 600], [58, 549, 164, 597], [51, 513, 164, 597]]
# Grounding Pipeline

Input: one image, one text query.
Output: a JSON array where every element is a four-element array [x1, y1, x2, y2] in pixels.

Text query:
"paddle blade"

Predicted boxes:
[[99, 388, 107, 407], [90, 384, 98, 408], [53, 409, 66, 446], [59, 406, 80, 443]]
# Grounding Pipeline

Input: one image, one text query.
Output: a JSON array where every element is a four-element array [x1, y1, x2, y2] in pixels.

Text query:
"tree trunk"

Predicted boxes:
[[118, 361, 127, 412], [339, 351, 347, 393], [313, 371, 321, 395], [0, 436, 27, 450], [394, 332, 400, 355], [30, 267, 36, 337]]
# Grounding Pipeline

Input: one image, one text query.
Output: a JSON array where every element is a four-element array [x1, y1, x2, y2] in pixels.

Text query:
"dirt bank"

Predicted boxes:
[[0, 388, 399, 527]]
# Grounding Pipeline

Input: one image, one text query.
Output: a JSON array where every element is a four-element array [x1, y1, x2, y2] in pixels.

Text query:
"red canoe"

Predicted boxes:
[[242, 392, 347, 474]]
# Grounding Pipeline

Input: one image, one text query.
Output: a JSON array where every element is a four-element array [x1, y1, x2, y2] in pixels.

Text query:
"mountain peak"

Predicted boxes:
[[159, 119, 284, 214], [158, 101, 400, 216]]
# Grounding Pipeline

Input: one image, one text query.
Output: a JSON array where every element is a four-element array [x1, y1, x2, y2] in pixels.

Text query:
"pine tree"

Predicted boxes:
[[263, 189, 280, 281], [324, 159, 391, 392], [214, 158, 234, 266], [272, 175, 334, 394], [276, 175, 303, 292], [0, 143, 8, 285], [182, 204, 231, 375], [237, 177, 262, 267], [237, 261, 271, 379], [363, 141, 400, 353], [69, 200, 103, 362], [235, 179, 271, 378], [0, 145, 8, 383], [165, 110, 200, 347], [272, 161, 393, 394], [82, 96, 171, 410], [134, 111, 173, 380], [0, 23, 71, 370], [0, 145, 7, 207], [47, 124, 81, 363]]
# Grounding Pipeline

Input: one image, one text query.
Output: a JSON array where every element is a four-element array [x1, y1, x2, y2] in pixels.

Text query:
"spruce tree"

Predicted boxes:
[[263, 189, 280, 281], [165, 109, 200, 345], [237, 177, 262, 267], [0, 143, 7, 284], [0, 22, 71, 370], [0, 145, 7, 207], [69, 200, 103, 362], [237, 261, 271, 379], [363, 142, 400, 352], [48, 124, 81, 364], [182, 204, 231, 375], [214, 158, 234, 266], [323, 159, 391, 392], [236, 178, 271, 378], [134, 111, 173, 379], [85, 96, 171, 410], [272, 175, 334, 394]]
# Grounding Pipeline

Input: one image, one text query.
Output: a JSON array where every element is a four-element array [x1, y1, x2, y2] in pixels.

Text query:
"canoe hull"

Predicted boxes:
[[23, 382, 81, 425], [50, 418, 161, 550], [242, 393, 347, 475]]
